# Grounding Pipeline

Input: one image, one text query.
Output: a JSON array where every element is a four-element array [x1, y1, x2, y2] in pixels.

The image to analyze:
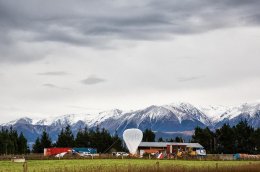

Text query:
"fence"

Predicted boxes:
[[1, 153, 260, 161]]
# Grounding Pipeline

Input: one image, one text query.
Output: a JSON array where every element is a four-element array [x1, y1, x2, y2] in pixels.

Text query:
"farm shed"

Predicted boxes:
[[138, 142, 205, 157]]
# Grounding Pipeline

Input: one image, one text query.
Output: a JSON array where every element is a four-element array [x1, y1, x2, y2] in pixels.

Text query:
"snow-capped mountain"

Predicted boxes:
[[34, 114, 96, 126], [212, 102, 260, 128], [196, 105, 230, 123], [2, 117, 34, 126], [1, 102, 260, 143]]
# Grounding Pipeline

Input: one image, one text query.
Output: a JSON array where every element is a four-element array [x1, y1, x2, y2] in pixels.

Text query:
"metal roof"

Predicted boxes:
[[139, 142, 169, 147], [139, 142, 203, 148]]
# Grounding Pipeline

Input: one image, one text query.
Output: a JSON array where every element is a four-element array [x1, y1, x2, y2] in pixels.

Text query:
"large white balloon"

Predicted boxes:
[[123, 128, 143, 155]]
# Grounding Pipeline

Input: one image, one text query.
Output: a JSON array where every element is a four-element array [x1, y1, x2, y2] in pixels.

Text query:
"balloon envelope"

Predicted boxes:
[[123, 128, 143, 155]]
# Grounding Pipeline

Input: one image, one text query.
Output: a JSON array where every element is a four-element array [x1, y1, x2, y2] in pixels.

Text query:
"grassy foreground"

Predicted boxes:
[[0, 159, 260, 172]]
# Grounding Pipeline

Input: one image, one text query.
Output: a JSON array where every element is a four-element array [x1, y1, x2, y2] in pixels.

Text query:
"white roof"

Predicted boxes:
[[139, 142, 170, 147], [139, 142, 203, 148]]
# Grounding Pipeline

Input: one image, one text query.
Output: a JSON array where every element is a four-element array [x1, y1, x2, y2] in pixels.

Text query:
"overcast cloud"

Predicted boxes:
[[0, 0, 260, 123], [81, 76, 106, 85], [38, 71, 69, 76]]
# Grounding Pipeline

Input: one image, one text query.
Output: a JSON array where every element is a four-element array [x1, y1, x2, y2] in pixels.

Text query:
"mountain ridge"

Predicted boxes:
[[1, 102, 260, 143]]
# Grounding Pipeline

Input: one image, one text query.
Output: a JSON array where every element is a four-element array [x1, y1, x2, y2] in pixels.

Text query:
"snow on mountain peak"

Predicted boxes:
[[2, 117, 33, 126], [197, 105, 230, 122], [219, 102, 260, 120], [239, 102, 260, 115], [162, 102, 211, 125], [34, 114, 96, 126], [99, 109, 123, 117], [88, 109, 124, 126], [1, 102, 260, 129], [142, 105, 171, 119]]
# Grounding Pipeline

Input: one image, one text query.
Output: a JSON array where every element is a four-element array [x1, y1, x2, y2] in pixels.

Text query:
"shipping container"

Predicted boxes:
[[44, 148, 72, 156], [72, 148, 97, 154]]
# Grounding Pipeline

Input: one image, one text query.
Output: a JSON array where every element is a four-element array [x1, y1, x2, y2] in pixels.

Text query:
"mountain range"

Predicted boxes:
[[1, 102, 260, 145]]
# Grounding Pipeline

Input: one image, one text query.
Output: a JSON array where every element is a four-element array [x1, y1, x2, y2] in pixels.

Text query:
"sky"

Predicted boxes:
[[1, 0, 260, 123]]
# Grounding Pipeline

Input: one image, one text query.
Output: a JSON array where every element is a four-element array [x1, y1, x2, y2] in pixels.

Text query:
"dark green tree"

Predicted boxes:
[[17, 133, 27, 154], [142, 129, 155, 142], [32, 137, 42, 153], [32, 130, 52, 153], [99, 128, 113, 152], [0, 128, 9, 154], [158, 137, 164, 142], [56, 125, 74, 147], [111, 132, 124, 152], [89, 128, 97, 151], [8, 127, 18, 154], [175, 136, 184, 143], [216, 123, 235, 153], [166, 138, 175, 142], [40, 130, 52, 149], [192, 127, 215, 153], [75, 127, 90, 147], [233, 120, 254, 153], [86, 127, 124, 153], [252, 128, 260, 153], [0, 127, 29, 155]]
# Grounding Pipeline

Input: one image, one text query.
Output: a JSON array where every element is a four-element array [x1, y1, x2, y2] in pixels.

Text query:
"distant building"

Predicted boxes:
[[138, 142, 206, 157]]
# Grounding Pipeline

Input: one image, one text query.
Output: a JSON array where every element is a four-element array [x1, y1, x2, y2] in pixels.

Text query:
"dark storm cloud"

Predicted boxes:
[[38, 71, 69, 76], [81, 76, 106, 85], [1, 0, 260, 63]]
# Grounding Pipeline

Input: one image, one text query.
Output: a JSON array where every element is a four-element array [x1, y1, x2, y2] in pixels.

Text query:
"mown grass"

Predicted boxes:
[[0, 159, 260, 172]]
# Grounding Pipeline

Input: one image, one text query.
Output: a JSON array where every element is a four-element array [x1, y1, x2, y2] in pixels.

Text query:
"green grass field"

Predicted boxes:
[[1, 159, 260, 172]]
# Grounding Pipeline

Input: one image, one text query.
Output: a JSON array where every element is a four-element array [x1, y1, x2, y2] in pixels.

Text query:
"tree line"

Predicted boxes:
[[142, 129, 185, 143], [1, 125, 143, 155], [0, 127, 29, 155], [1, 120, 260, 155], [32, 127, 165, 154], [192, 120, 260, 154], [32, 126, 125, 153]]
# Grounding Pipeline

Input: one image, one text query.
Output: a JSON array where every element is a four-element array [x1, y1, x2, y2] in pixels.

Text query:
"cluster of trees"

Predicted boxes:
[[157, 136, 185, 143], [192, 120, 260, 154], [2, 120, 260, 155], [33, 126, 124, 153], [32, 130, 52, 153], [0, 127, 29, 155], [142, 129, 156, 142], [143, 129, 185, 143]]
